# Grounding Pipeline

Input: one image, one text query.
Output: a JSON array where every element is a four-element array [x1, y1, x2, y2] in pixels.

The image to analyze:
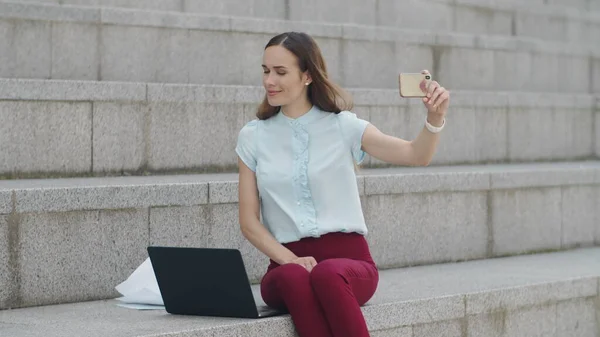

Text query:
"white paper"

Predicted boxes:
[[116, 303, 165, 310], [115, 257, 164, 308]]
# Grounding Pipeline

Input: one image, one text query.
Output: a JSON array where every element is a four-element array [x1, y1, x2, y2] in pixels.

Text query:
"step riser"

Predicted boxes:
[[0, 81, 597, 177], [371, 297, 599, 337], [9, 0, 600, 45], [0, 3, 598, 93], [1, 168, 598, 309]]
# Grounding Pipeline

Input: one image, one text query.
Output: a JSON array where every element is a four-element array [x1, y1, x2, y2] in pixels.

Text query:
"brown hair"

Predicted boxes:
[[257, 32, 353, 120]]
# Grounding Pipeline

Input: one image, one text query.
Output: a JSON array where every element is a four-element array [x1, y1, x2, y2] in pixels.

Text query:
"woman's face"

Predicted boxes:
[[262, 45, 310, 107]]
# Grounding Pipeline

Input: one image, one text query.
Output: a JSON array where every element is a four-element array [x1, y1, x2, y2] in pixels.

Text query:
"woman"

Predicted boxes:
[[236, 32, 449, 337]]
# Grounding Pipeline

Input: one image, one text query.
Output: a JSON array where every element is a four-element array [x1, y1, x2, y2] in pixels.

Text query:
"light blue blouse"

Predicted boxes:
[[235, 105, 370, 244]]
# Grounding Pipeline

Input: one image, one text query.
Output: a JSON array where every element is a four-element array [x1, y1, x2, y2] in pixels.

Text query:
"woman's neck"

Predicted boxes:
[[281, 97, 313, 119]]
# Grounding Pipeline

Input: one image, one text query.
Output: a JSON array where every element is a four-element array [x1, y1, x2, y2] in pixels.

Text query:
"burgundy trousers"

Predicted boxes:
[[260, 232, 379, 337]]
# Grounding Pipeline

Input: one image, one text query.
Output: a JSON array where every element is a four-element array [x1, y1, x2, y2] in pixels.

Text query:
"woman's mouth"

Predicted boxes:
[[267, 90, 281, 96]]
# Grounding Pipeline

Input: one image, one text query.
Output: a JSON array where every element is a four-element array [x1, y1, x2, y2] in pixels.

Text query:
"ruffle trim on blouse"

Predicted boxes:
[[289, 119, 317, 235]]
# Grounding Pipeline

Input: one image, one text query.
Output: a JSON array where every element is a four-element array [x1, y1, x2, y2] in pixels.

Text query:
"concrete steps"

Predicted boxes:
[[0, 1, 598, 93], [0, 161, 598, 310], [8, 0, 600, 45], [0, 78, 597, 178], [1, 247, 599, 336]]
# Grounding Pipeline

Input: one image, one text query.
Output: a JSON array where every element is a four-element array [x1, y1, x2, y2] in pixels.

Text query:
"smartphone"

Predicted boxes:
[[398, 73, 431, 98]]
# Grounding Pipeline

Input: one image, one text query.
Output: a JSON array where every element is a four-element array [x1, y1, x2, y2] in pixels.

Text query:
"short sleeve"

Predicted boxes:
[[235, 120, 258, 172], [337, 111, 370, 164]]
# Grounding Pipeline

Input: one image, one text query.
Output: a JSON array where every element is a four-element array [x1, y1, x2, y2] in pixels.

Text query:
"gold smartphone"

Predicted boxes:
[[398, 73, 431, 98]]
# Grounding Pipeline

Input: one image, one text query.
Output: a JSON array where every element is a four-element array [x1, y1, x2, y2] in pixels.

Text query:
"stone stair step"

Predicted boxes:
[[0, 161, 598, 309], [1, 247, 599, 336], [9, 0, 600, 44], [0, 78, 597, 177], [0, 1, 598, 93]]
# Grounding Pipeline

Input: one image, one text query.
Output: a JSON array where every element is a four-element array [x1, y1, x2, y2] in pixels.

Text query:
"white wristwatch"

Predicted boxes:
[[425, 118, 445, 134]]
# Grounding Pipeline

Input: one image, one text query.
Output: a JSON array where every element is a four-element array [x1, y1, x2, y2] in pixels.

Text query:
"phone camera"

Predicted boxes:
[[425, 75, 431, 80]]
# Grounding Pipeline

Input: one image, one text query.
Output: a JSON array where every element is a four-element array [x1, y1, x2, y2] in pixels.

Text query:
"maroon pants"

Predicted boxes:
[[260, 232, 379, 337]]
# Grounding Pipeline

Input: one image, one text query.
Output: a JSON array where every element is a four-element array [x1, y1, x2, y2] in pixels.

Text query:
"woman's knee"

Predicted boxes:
[[309, 259, 378, 305], [261, 263, 312, 308], [309, 260, 346, 288], [264, 263, 311, 292]]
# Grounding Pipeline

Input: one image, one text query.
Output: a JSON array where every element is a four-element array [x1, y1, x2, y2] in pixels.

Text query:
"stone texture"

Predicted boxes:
[[289, 0, 377, 25], [184, 0, 285, 19], [467, 312, 505, 337], [364, 171, 490, 195], [187, 31, 266, 86], [489, 162, 598, 189], [149, 206, 211, 248], [572, 16, 596, 44], [0, 78, 146, 102], [0, 19, 51, 79], [556, 298, 599, 337], [454, 5, 512, 36], [364, 192, 488, 268], [413, 319, 463, 337], [0, 2, 596, 94], [377, 0, 453, 31], [529, 53, 561, 92], [438, 48, 495, 91], [17, 209, 149, 307], [593, 58, 600, 94], [229, 16, 342, 39], [546, 0, 589, 9], [100, 6, 229, 31], [561, 186, 598, 248], [209, 181, 239, 204], [92, 102, 146, 173], [466, 277, 597, 315], [15, 181, 209, 213], [147, 103, 246, 170], [508, 108, 593, 162], [491, 188, 562, 255], [504, 305, 557, 337], [0, 216, 10, 309], [431, 107, 508, 165], [51, 22, 98, 81], [516, 12, 568, 42], [370, 327, 412, 337], [364, 295, 465, 330], [558, 55, 592, 93], [65, 0, 182, 11], [596, 109, 600, 157], [100, 25, 189, 84], [0, 1, 99, 22], [493, 51, 532, 91], [0, 190, 12, 215], [0, 101, 92, 175], [341, 39, 396, 88]]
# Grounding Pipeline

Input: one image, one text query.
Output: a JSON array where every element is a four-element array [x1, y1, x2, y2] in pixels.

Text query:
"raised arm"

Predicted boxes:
[[361, 71, 449, 166]]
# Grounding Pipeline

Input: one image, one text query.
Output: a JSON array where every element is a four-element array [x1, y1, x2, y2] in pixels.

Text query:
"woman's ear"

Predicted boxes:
[[303, 72, 312, 86]]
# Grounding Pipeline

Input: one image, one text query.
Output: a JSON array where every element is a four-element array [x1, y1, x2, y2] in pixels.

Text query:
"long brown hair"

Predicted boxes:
[[257, 32, 353, 120]]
